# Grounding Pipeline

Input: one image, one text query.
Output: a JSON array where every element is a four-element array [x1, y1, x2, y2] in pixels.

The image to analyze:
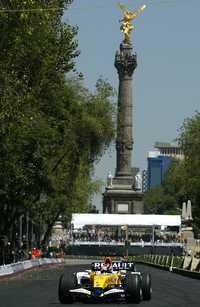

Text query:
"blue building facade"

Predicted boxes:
[[147, 155, 172, 190]]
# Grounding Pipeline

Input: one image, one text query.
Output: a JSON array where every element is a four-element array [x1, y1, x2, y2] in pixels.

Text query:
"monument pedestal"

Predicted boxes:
[[181, 226, 195, 255], [181, 201, 195, 252], [103, 175, 143, 214], [181, 227, 195, 244]]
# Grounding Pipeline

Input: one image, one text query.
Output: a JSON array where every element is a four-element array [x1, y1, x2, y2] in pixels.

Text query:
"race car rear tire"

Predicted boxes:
[[58, 273, 74, 304], [125, 273, 141, 304], [141, 273, 152, 300]]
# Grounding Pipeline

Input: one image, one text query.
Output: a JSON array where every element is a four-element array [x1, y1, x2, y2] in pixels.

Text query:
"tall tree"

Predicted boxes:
[[0, 1, 116, 247], [178, 112, 200, 234], [144, 186, 178, 215], [0, 0, 78, 238]]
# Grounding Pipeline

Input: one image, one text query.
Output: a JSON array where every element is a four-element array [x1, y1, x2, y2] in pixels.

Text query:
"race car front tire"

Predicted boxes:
[[141, 273, 152, 300], [125, 273, 141, 304], [58, 273, 74, 304]]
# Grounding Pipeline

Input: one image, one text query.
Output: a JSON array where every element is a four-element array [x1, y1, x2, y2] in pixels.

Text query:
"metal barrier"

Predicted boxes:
[[131, 254, 200, 279], [71, 241, 183, 247], [0, 258, 64, 278], [69, 243, 183, 256]]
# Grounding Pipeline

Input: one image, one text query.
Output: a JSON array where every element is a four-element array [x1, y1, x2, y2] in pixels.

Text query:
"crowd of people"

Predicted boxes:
[[71, 226, 181, 244]]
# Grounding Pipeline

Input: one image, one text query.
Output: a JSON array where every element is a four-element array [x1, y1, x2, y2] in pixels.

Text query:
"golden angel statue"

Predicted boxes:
[[118, 3, 146, 44]]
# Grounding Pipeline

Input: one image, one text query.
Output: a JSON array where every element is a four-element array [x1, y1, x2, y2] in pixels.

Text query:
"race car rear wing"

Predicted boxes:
[[91, 261, 135, 271]]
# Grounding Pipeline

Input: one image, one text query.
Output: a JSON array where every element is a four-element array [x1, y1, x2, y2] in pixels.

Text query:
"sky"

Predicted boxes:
[[64, 0, 200, 210]]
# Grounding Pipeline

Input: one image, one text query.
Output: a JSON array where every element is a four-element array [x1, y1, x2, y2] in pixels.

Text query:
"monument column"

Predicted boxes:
[[103, 3, 145, 214], [115, 43, 137, 177]]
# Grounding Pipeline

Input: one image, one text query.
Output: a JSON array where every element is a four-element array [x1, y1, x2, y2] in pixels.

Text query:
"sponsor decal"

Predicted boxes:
[[92, 261, 134, 270]]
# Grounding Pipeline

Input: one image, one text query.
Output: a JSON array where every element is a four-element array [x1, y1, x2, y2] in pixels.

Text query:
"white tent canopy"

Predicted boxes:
[[71, 213, 181, 229]]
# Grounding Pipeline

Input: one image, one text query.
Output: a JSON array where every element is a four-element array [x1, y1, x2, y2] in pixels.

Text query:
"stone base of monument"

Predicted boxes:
[[181, 227, 195, 255], [103, 176, 143, 214], [112, 175, 134, 187], [181, 227, 194, 241], [50, 221, 66, 247]]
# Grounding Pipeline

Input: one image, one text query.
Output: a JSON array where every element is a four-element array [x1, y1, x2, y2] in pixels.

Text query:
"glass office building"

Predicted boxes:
[[147, 155, 172, 189]]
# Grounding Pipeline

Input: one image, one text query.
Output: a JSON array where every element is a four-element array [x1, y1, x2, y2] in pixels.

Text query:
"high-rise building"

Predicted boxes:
[[147, 153, 172, 189], [144, 142, 183, 190], [154, 142, 184, 160]]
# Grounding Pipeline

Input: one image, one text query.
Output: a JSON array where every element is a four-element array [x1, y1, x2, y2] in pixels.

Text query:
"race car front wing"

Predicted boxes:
[[69, 287, 125, 298]]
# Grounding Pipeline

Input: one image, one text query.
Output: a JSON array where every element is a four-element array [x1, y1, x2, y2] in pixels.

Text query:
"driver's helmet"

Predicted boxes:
[[101, 257, 112, 273]]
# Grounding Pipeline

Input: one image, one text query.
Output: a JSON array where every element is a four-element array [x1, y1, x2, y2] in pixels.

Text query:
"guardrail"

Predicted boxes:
[[130, 254, 200, 280], [70, 241, 183, 247], [0, 258, 64, 278]]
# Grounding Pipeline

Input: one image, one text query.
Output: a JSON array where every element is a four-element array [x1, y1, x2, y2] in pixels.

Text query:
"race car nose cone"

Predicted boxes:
[[92, 287, 103, 297]]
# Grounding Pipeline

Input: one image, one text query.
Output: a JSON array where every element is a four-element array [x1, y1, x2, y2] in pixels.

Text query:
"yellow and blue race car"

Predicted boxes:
[[58, 258, 152, 304]]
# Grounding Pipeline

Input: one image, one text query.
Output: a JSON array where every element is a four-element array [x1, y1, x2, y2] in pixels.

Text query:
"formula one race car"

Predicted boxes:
[[58, 257, 152, 304]]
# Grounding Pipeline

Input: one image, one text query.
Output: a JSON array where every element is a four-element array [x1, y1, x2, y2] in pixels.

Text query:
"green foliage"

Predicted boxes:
[[144, 186, 178, 215], [163, 159, 187, 201], [177, 112, 200, 234]]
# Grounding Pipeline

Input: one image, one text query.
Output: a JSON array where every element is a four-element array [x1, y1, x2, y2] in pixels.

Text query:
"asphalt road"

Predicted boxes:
[[0, 264, 199, 307]]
